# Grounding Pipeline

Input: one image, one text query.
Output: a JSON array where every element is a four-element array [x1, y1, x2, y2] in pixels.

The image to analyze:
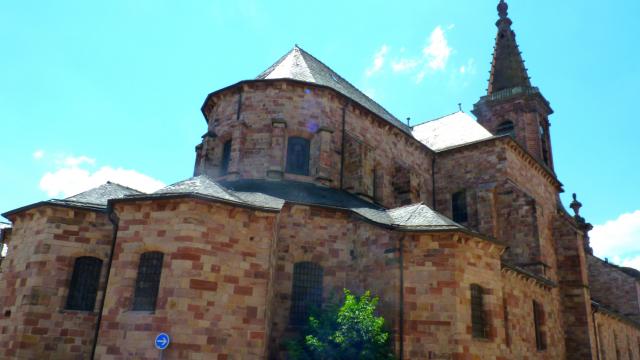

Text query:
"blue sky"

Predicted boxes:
[[1, 0, 639, 265]]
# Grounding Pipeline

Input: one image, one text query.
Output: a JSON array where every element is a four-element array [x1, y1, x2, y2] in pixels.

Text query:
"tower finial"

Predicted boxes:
[[498, 0, 508, 19]]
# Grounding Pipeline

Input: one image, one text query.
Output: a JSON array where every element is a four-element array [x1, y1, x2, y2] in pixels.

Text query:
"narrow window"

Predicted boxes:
[[615, 332, 621, 360], [539, 123, 550, 166], [66, 257, 102, 311], [289, 262, 323, 326], [133, 252, 164, 311], [286, 137, 310, 176], [496, 121, 515, 138], [470, 284, 487, 339], [220, 140, 232, 175], [452, 190, 468, 223], [533, 300, 546, 350]]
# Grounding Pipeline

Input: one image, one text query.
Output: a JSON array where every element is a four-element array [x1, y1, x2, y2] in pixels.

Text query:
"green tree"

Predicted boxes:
[[287, 289, 395, 360]]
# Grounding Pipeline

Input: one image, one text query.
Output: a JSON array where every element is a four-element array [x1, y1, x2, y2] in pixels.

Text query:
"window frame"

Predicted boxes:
[[289, 261, 323, 326], [496, 120, 515, 138], [285, 137, 311, 176], [132, 251, 164, 312], [533, 300, 547, 351], [220, 140, 232, 175], [65, 256, 103, 312], [470, 283, 488, 339], [452, 190, 469, 223]]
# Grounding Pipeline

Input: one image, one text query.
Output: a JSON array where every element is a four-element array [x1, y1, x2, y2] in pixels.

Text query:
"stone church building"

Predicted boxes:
[[1, 1, 639, 359]]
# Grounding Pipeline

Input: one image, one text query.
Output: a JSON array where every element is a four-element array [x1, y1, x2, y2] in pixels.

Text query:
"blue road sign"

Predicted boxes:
[[155, 333, 170, 350]]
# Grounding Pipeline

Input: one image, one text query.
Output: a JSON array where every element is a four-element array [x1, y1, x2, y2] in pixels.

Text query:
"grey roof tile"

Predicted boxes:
[[257, 46, 412, 134], [64, 182, 144, 206], [387, 203, 461, 230]]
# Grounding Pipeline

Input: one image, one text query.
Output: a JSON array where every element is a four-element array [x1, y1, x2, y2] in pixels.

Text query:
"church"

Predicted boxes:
[[1, 1, 639, 359]]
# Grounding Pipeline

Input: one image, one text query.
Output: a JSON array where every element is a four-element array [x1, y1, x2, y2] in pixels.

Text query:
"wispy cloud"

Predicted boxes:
[[33, 150, 44, 160], [422, 26, 451, 71], [459, 58, 476, 75], [391, 58, 420, 72], [591, 210, 640, 269], [365, 45, 389, 77], [39, 154, 165, 198]]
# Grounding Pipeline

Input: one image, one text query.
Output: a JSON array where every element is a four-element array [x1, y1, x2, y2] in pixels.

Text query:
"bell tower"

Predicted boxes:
[[473, 0, 555, 170]]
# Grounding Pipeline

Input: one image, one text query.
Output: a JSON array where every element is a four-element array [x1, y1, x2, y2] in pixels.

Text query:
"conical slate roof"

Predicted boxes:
[[487, 0, 532, 95], [257, 45, 411, 133]]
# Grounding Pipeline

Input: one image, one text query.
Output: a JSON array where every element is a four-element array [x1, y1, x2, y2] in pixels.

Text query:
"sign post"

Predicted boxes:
[[155, 332, 170, 359]]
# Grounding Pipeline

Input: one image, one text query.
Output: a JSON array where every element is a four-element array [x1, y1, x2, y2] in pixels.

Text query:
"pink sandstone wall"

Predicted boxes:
[[199, 81, 434, 208], [93, 198, 278, 360], [588, 255, 640, 322], [0, 206, 112, 359]]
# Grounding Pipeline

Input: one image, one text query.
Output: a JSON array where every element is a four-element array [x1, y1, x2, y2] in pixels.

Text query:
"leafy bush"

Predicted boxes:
[[287, 289, 395, 360]]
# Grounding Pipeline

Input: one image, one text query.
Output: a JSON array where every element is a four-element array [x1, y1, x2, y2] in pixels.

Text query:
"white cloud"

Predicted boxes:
[[59, 155, 96, 167], [590, 210, 640, 269], [391, 58, 420, 72], [365, 45, 389, 77], [459, 58, 476, 75], [39, 155, 165, 198], [33, 150, 44, 160], [422, 26, 451, 71]]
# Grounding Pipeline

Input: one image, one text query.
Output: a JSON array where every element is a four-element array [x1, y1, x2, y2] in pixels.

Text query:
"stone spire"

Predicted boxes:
[[487, 0, 532, 95]]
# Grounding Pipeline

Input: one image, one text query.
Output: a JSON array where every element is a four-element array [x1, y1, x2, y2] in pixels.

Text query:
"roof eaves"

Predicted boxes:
[[436, 135, 563, 190], [501, 261, 557, 288], [2, 200, 106, 219], [108, 192, 282, 213]]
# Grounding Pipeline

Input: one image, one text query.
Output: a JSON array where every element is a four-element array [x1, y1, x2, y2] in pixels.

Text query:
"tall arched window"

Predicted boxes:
[[66, 256, 103, 311], [220, 140, 232, 175], [533, 300, 546, 350], [286, 137, 310, 176], [133, 252, 164, 311], [496, 121, 515, 138], [470, 284, 487, 339], [290, 261, 323, 326], [452, 190, 468, 223]]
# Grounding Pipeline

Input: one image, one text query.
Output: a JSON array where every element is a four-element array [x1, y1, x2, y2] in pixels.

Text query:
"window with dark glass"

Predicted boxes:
[[496, 121, 515, 138], [220, 140, 232, 175], [286, 137, 310, 176], [289, 261, 323, 326], [132, 252, 164, 311], [539, 123, 550, 165], [533, 300, 546, 350], [452, 190, 468, 223], [470, 284, 488, 339], [66, 256, 102, 311]]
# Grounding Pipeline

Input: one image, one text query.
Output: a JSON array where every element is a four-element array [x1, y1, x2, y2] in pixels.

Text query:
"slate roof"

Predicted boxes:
[[125, 176, 469, 233], [65, 182, 144, 206], [257, 45, 412, 134], [412, 111, 494, 151], [2, 182, 145, 218]]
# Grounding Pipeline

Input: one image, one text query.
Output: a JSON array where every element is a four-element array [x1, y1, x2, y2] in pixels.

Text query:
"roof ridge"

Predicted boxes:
[[296, 46, 404, 127], [412, 111, 465, 127]]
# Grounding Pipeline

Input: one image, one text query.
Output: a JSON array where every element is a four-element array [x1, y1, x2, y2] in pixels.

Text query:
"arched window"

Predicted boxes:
[[133, 252, 164, 311], [470, 284, 487, 339], [290, 261, 323, 326], [286, 137, 310, 176], [66, 256, 103, 311], [220, 140, 232, 175], [533, 300, 546, 350], [452, 190, 468, 223], [496, 121, 515, 138]]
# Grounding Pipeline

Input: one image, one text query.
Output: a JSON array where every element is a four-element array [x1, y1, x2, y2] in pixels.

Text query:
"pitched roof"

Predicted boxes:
[[487, 0, 532, 95], [257, 45, 411, 134], [65, 182, 144, 206], [387, 203, 461, 230], [2, 182, 145, 218], [412, 111, 493, 151]]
